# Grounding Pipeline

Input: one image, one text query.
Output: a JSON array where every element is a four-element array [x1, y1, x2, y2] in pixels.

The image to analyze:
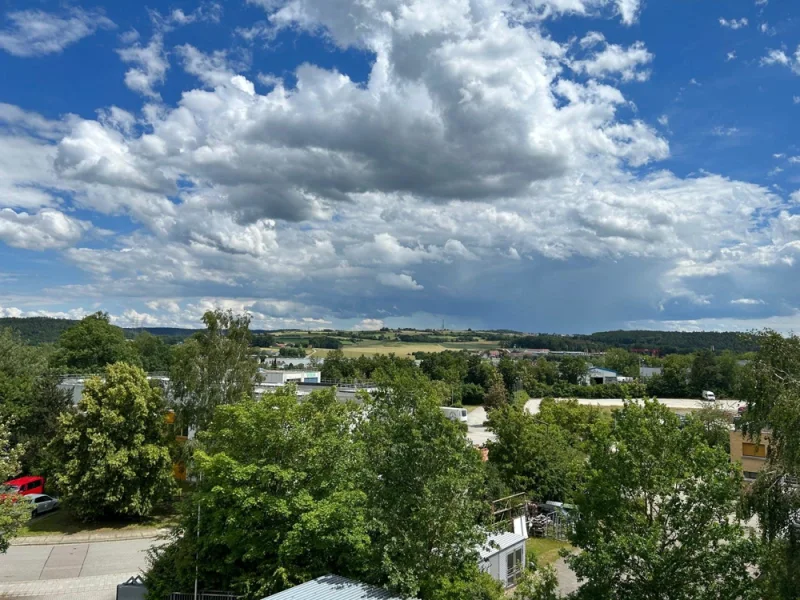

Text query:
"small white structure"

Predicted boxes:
[[261, 370, 321, 385], [479, 531, 527, 588]]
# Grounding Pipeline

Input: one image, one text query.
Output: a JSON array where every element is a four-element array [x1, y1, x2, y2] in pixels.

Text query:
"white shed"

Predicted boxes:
[[478, 531, 527, 588]]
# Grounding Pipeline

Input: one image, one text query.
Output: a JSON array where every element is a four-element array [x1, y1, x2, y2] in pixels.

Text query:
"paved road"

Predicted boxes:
[[0, 539, 156, 599], [466, 398, 744, 446]]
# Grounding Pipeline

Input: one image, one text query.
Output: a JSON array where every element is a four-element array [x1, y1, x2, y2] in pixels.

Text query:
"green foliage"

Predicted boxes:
[[513, 566, 559, 600], [737, 331, 800, 596], [146, 388, 369, 599], [310, 336, 342, 349], [55, 312, 140, 372], [169, 310, 259, 430], [461, 382, 486, 405], [320, 350, 417, 381], [0, 329, 71, 474], [132, 332, 173, 372], [568, 399, 757, 600], [483, 377, 508, 411], [644, 353, 692, 397], [357, 373, 490, 598], [600, 348, 639, 377], [250, 332, 275, 347], [557, 356, 588, 385], [50, 363, 173, 521], [487, 403, 585, 502], [278, 346, 307, 358], [0, 418, 30, 552], [536, 398, 610, 449], [147, 374, 492, 600], [688, 404, 732, 451]]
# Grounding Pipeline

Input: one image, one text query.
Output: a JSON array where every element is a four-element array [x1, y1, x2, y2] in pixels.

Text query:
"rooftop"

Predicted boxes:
[[478, 531, 527, 559], [260, 575, 410, 600]]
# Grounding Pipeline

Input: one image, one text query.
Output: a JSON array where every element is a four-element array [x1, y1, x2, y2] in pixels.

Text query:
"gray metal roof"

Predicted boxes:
[[261, 575, 410, 600], [478, 531, 527, 559]]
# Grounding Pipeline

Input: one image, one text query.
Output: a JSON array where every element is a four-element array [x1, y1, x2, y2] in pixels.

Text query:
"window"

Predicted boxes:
[[743, 471, 759, 481], [742, 443, 767, 458], [506, 547, 524, 586], [34, 496, 48, 503]]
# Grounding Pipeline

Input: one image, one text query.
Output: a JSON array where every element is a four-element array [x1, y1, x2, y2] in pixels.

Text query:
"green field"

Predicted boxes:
[[18, 508, 176, 537], [526, 537, 574, 566]]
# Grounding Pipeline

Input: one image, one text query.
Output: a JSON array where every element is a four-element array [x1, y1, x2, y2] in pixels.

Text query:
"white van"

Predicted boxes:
[[441, 406, 468, 423], [701, 390, 716, 402]]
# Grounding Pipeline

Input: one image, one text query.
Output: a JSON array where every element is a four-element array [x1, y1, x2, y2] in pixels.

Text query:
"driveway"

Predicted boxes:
[[0, 538, 158, 599]]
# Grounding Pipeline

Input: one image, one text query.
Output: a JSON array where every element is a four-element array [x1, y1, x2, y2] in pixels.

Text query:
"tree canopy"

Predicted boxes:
[[567, 399, 757, 600], [0, 418, 30, 553], [50, 363, 173, 521], [54, 312, 139, 372]]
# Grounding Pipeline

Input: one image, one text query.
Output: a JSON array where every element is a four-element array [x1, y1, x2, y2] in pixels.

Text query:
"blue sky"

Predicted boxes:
[[1, 0, 800, 333]]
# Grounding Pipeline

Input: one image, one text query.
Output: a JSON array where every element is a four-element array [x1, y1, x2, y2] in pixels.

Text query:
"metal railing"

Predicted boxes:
[[168, 593, 240, 600]]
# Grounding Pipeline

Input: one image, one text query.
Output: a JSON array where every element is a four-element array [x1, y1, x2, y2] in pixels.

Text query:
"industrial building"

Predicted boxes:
[[261, 370, 321, 385], [582, 367, 619, 385], [259, 575, 410, 600]]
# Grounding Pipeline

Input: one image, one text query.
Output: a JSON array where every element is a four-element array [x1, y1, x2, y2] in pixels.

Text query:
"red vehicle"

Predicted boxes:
[[2, 476, 45, 496]]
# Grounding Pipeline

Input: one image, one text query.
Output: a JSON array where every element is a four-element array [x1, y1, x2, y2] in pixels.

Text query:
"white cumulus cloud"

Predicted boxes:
[[377, 273, 424, 291], [0, 8, 114, 57]]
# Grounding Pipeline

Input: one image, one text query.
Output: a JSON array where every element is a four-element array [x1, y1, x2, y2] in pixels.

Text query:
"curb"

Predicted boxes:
[[12, 528, 168, 546]]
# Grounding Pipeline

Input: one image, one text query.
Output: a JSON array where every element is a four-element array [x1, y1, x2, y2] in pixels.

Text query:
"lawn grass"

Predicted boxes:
[[526, 537, 574, 566], [18, 506, 177, 537]]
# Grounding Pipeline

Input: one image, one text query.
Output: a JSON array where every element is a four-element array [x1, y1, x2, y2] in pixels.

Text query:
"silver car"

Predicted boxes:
[[28, 494, 59, 517]]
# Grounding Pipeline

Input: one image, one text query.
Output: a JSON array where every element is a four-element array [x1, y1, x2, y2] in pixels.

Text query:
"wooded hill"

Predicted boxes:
[[0, 317, 760, 354]]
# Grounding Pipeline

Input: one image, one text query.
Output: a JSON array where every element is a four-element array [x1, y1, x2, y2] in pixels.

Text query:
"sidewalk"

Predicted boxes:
[[12, 529, 167, 546], [0, 572, 138, 599]]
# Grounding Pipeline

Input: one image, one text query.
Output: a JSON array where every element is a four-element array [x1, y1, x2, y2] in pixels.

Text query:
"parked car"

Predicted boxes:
[[701, 390, 716, 402], [2, 476, 45, 496], [27, 494, 59, 517]]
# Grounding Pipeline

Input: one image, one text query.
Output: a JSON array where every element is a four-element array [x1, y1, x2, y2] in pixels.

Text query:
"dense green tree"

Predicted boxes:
[[54, 312, 139, 372], [513, 566, 559, 600], [0, 418, 30, 552], [601, 348, 639, 377], [0, 329, 71, 473], [567, 399, 757, 600], [483, 378, 508, 411], [529, 358, 559, 386], [145, 388, 370, 599], [147, 375, 494, 600], [690, 350, 722, 396], [278, 346, 306, 358], [558, 356, 588, 385], [132, 332, 173, 372], [50, 363, 173, 521], [357, 373, 491, 598], [646, 353, 692, 397], [536, 397, 610, 450], [170, 310, 259, 430], [461, 382, 486, 405], [487, 403, 585, 502], [689, 404, 731, 451], [737, 331, 800, 597]]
